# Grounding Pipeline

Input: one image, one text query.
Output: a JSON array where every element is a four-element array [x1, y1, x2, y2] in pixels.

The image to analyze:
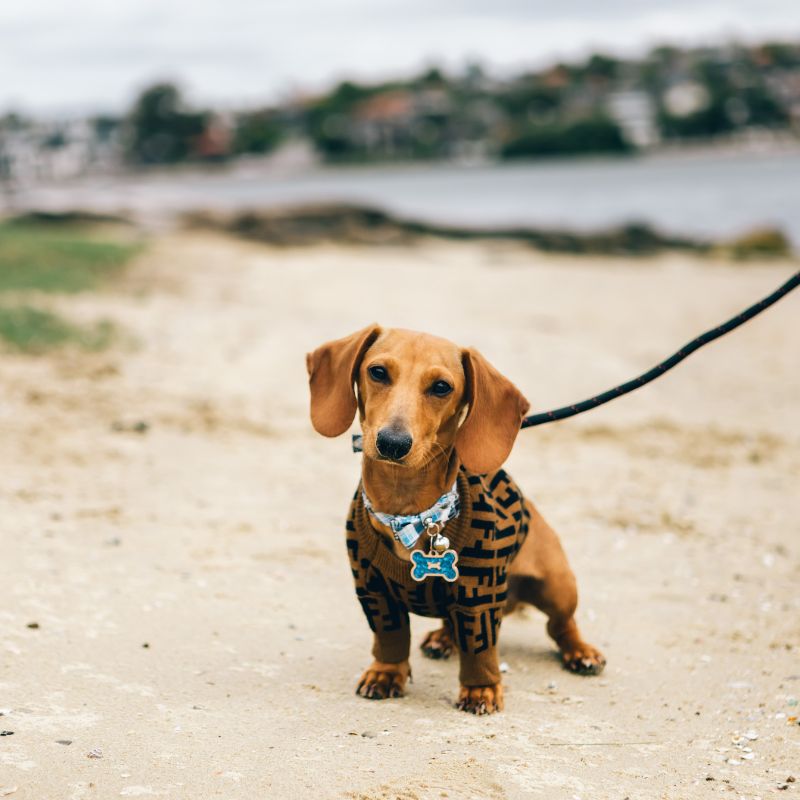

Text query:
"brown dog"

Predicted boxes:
[[307, 325, 604, 714]]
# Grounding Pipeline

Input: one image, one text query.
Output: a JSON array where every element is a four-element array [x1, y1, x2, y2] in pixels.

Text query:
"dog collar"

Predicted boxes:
[[362, 480, 460, 550]]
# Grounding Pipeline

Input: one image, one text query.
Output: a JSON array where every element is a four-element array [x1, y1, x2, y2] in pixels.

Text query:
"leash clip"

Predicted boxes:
[[424, 517, 449, 554]]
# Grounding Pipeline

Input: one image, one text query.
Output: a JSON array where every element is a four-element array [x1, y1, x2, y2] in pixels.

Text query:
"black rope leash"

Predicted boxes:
[[521, 270, 800, 429], [352, 271, 798, 452]]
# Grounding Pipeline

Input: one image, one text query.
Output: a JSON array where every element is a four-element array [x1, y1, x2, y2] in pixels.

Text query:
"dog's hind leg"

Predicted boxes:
[[508, 501, 605, 675], [420, 620, 454, 660]]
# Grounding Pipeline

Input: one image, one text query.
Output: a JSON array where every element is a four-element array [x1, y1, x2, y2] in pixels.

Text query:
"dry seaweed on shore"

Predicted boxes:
[[183, 203, 793, 258], [183, 203, 713, 256]]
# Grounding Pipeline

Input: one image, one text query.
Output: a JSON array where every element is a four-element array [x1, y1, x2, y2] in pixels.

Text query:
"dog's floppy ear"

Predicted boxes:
[[456, 348, 529, 474], [306, 324, 382, 437]]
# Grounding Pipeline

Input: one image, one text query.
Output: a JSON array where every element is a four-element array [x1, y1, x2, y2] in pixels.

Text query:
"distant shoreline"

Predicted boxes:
[[7, 134, 800, 186], [3, 147, 799, 249]]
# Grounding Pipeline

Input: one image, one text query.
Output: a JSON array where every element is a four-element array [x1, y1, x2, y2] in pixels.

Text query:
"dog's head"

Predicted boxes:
[[306, 325, 529, 474]]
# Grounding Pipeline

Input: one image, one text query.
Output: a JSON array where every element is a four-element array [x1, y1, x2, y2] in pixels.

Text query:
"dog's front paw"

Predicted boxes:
[[456, 684, 504, 715], [420, 626, 454, 660], [356, 660, 410, 700], [561, 643, 606, 675]]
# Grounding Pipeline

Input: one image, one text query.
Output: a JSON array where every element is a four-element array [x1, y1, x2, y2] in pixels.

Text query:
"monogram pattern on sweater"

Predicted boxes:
[[345, 468, 530, 659]]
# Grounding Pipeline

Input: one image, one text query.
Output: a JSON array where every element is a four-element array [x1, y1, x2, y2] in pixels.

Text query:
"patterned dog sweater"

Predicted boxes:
[[345, 467, 530, 686]]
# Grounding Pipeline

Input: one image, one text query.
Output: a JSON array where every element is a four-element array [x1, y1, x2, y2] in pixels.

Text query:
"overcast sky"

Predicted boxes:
[[2, 0, 799, 116]]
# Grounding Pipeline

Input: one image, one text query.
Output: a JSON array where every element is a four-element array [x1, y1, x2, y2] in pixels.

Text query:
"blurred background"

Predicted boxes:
[[2, 5, 800, 797], [1, 0, 799, 245]]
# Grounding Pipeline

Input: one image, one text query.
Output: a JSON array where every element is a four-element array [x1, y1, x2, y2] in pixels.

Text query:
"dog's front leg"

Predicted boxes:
[[451, 609, 504, 715], [357, 654, 411, 700], [355, 597, 411, 701], [455, 651, 504, 715]]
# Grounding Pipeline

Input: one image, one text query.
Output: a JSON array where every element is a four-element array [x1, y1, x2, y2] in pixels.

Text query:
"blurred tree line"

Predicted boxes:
[[123, 83, 285, 165], [125, 84, 208, 163], [116, 41, 800, 166]]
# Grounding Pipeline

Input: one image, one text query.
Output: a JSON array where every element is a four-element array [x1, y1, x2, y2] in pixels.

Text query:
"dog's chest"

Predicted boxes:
[[346, 468, 530, 619]]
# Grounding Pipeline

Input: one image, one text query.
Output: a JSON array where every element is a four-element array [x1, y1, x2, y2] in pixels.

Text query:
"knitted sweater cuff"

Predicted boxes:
[[372, 628, 411, 664], [458, 647, 501, 686]]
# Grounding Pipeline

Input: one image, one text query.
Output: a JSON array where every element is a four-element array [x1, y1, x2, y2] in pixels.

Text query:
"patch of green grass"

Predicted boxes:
[[0, 305, 116, 353], [724, 227, 792, 260], [0, 220, 141, 293]]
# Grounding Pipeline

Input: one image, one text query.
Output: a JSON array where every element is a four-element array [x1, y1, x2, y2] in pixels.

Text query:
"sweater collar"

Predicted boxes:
[[361, 480, 460, 550]]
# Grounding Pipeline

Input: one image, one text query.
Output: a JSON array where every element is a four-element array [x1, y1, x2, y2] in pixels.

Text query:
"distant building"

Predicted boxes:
[[607, 90, 659, 147], [765, 70, 800, 127], [663, 82, 710, 117], [194, 114, 232, 160], [0, 115, 122, 187], [348, 89, 460, 158], [351, 90, 416, 154]]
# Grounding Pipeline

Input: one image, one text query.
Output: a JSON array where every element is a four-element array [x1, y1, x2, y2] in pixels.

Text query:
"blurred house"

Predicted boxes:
[[194, 114, 233, 161], [0, 115, 122, 187], [351, 90, 416, 155], [765, 69, 800, 127], [607, 90, 659, 147]]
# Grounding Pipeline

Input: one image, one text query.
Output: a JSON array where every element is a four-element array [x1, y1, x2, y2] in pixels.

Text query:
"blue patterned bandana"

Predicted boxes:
[[362, 481, 460, 550]]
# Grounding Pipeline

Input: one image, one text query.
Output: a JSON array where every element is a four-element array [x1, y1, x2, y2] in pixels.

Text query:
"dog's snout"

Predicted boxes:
[[376, 427, 412, 461]]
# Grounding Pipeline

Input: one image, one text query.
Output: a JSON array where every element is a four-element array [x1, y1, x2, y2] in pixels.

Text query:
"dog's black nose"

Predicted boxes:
[[376, 427, 412, 461]]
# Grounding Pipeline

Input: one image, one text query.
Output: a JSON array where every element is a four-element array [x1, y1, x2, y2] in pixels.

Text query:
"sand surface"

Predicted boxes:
[[1, 235, 798, 799]]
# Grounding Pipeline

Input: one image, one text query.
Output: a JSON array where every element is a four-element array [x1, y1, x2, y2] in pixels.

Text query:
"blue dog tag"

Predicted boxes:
[[410, 549, 459, 582]]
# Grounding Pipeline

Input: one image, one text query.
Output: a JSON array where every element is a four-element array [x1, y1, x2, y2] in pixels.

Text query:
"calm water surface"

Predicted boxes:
[[18, 149, 800, 244]]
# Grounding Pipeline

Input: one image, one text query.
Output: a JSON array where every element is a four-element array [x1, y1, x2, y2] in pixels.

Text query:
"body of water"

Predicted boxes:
[[12, 148, 800, 244]]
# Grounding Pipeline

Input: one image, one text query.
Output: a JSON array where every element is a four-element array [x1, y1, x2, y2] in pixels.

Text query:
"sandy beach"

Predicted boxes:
[[1, 233, 798, 799]]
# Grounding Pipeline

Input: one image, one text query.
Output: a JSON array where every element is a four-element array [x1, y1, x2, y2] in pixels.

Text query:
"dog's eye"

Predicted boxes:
[[429, 380, 453, 397], [368, 365, 389, 383]]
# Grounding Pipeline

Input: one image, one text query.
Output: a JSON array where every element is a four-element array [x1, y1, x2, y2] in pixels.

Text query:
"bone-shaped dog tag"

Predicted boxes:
[[410, 549, 459, 582]]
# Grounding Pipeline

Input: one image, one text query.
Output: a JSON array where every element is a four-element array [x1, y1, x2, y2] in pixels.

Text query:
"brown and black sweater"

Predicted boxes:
[[345, 467, 530, 686]]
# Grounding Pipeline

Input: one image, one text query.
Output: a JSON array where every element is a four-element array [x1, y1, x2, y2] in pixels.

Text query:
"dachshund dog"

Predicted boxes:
[[306, 325, 605, 714]]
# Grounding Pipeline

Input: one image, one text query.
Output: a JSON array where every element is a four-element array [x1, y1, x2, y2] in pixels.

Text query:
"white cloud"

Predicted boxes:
[[1, 0, 798, 114]]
